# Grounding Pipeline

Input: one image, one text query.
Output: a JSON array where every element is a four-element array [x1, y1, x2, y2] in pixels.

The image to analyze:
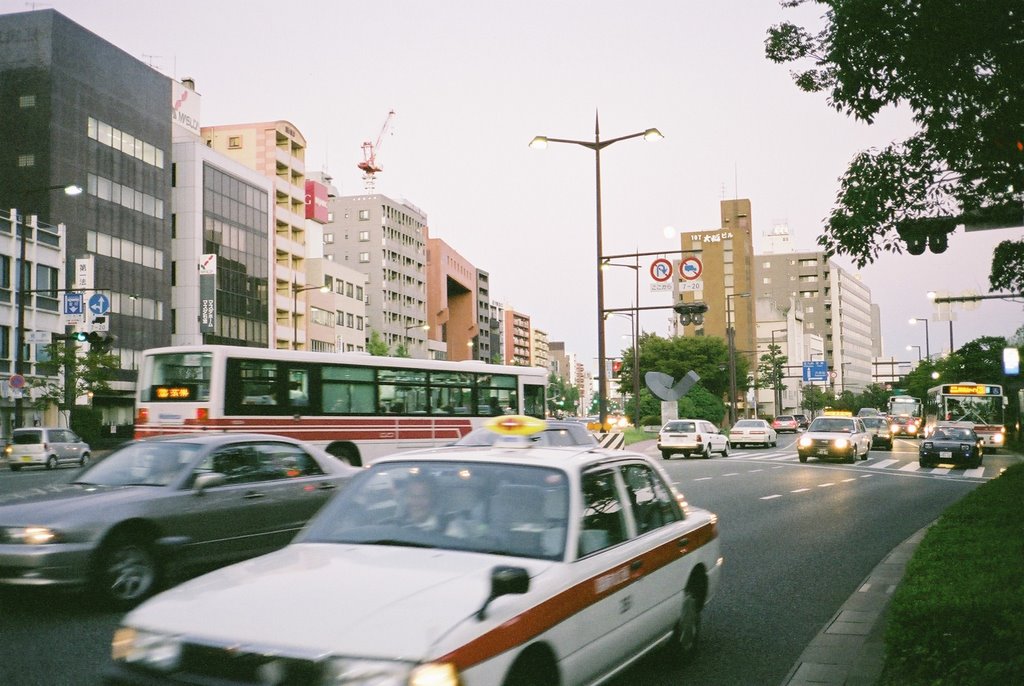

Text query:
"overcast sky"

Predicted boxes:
[[7, 0, 1021, 367]]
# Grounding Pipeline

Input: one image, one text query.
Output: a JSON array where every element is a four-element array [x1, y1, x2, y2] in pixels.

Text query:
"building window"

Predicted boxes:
[[19, 94, 35, 108], [228, 136, 242, 149], [762, 261, 771, 268], [17, 154, 34, 167], [805, 306, 815, 314], [359, 230, 370, 241], [762, 277, 771, 284], [323, 233, 334, 244], [358, 252, 370, 263], [358, 209, 370, 221], [356, 286, 364, 301]]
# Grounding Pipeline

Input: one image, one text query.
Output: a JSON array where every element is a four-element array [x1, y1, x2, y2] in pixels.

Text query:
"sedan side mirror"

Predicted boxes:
[[193, 472, 226, 494]]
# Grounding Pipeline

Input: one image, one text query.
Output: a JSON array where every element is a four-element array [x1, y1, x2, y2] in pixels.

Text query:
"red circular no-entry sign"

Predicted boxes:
[[650, 258, 673, 282]]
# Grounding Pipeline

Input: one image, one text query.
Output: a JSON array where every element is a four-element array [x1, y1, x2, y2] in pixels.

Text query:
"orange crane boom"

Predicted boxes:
[[358, 110, 396, 188]]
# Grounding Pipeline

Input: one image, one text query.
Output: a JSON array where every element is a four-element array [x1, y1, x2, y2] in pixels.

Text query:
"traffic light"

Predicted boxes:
[[673, 301, 709, 326], [86, 331, 112, 354], [894, 216, 957, 255], [71, 331, 88, 343]]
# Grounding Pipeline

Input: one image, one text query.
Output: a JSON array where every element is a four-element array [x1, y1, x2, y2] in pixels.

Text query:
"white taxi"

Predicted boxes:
[[105, 416, 722, 686]]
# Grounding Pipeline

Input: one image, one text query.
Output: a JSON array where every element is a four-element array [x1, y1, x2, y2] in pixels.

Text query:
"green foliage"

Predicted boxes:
[[801, 384, 832, 416], [880, 463, 1024, 685], [756, 343, 787, 400], [677, 386, 727, 426], [392, 342, 411, 358], [765, 0, 1024, 292], [27, 339, 120, 411], [547, 372, 580, 417], [366, 330, 389, 356]]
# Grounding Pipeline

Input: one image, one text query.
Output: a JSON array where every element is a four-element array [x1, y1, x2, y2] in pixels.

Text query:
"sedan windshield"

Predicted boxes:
[[300, 461, 569, 560], [808, 418, 856, 433], [74, 442, 202, 486]]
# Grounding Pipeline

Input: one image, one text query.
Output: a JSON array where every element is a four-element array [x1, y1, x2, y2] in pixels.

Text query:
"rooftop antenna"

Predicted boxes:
[[141, 54, 163, 69]]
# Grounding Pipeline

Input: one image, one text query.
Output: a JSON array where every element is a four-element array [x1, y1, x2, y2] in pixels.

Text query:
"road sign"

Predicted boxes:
[[679, 256, 703, 281], [650, 258, 673, 282], [88, 292, 110, 315], [802, 361, 828, 382], [9, 373, 25, 389], [63, 292, 84, 315], [679, 280, 703, 292], [26, 331, 52, 344], [92, 316, 109, 332]]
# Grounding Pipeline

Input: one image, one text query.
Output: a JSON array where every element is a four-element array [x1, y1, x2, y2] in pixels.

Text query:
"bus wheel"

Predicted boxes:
[[329, 444, 361, 467]]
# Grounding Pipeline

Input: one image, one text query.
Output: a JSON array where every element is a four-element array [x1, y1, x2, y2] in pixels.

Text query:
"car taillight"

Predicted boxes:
[[696, 435, 703, 443], [136, 407, 149, 423], [196, 408, 209, 421]]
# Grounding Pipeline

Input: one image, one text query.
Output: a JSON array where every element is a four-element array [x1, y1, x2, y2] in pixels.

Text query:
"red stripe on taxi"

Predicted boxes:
[[437, 519, 718, 671]]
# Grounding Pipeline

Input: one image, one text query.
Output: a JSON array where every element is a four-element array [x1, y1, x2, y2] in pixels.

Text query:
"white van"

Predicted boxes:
[[4, 428, 91, 471]]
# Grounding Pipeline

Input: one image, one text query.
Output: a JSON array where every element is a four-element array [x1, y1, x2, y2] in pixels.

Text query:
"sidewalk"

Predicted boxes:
[[780, 524, 932, 686]]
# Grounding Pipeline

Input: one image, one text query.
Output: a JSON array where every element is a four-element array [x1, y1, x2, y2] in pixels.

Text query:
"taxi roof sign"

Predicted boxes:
[[823, 409, 853, 416]]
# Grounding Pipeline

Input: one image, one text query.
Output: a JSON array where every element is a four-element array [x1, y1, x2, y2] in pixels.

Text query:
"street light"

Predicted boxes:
[[13, 183, 83, 429], [726, 292, 751, 425], [906, 344, 922, 362], [604, 311, 639, 424], [291, 281, 329, 348], [840, 361, 852, 393], [769, 328, 787, 415], [531, 115, 662, 429], [909, 317, 931, 359], [927, 291, 956, 354], [601, 254, 641, 424]]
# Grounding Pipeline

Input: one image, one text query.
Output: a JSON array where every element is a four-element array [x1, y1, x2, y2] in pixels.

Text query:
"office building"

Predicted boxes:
[[426, 232, 479, 361]]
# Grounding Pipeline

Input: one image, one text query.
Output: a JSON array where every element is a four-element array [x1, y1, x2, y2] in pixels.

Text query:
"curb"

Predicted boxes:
[[780, 523, 933, 686]]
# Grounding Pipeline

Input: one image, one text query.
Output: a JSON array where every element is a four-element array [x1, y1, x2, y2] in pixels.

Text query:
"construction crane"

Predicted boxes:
[[358, 109, 395, 192]]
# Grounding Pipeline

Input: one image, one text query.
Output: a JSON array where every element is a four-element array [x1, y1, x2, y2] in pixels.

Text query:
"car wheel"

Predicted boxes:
[[681, 451, 691, 459], [845, 452, 856, 464], [93, 534, 160, 609], [661, 450, 672, 460], [79, 452, 90, 467], [798, 454, 808, 463], [861, 446, 869, 461], [771, 440, 777, 447], [919, 459, 932, 468], [703, 444, 712, 459], [721, 442, 729, 457], [502, 648, 558, 686], [663, 586, 702, 666], [9, 464, 21, 472], [46, 455, 58, 470]]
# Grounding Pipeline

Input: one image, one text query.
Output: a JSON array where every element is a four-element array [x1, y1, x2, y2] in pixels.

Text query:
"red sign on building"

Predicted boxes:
[[304, 180, 329, 224]]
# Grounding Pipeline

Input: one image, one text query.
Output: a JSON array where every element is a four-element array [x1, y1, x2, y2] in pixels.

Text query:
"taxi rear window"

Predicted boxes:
[[665, 422, 696, 432]]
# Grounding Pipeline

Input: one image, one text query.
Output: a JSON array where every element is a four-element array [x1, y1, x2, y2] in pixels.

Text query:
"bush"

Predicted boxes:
[[880, 463, 1024, 685], [640, 415, 661, 428]]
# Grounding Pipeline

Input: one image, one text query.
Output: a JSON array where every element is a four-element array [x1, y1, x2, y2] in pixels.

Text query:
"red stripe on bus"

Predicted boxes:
[[436, 519, 718, 671]]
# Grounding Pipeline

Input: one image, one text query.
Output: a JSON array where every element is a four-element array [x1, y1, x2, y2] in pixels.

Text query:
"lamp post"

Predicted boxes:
[[726, 292, 751, 425], [13, 183, 83, 429], [292, 282, 328, 348], [909, 317, 930, 359], [840, 361, 851, 393], [601, 254, 641, 424], [770, 328, 787, 416], [530, 115, 662, 429], [906, 344, 922, 362]]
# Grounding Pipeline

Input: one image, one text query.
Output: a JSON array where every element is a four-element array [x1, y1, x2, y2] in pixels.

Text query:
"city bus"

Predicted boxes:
[[923, 382, 1007, 451], [134, 345, 548, 465]]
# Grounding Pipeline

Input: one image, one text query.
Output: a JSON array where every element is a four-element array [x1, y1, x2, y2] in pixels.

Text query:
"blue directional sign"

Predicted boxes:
[[63, 292, 84, 315], [88, 292, 110, 315], [802, 360, 828, 382]]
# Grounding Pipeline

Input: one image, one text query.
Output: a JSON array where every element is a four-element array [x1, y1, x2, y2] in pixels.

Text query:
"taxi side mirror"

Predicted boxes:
[[476, 565, 530, 620]]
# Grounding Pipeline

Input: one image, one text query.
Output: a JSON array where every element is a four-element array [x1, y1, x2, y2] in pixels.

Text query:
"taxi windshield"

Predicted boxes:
[[300, 461, 569, 561], [808, 418, 856, 433]]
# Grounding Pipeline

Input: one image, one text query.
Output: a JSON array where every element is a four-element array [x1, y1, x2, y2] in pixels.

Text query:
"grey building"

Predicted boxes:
[[475, 269, 493, 362], [0, 9, 173, 431]]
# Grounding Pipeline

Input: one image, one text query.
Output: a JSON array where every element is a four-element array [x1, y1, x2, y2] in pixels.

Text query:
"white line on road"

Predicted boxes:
[[868, 459, 899, 469], [841, 478, 857, 483], [899, 463, 921, 472], [760, 494, 782, 500], [931, 467, 951, 475], [963, 467, 985, 478], [818, 482, 835, 487], [693, 477, 714, 481], [791, 488, 810, 493]]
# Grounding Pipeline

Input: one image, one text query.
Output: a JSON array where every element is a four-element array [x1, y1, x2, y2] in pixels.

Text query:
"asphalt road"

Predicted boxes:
[[0, 435, 1016, 685]]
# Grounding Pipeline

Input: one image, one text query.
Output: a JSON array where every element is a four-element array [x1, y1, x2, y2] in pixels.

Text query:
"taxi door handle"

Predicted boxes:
[[242, 491, 266, 499], [630, 560, 643, 572], [678, 537, 690, 549]]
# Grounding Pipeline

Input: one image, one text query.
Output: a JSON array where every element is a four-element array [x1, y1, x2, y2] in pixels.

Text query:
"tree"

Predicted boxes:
[[766, 1, 1024, 293], [801, 384, 831, 417], [547, 372, 580, 418], [365, 330, 389, 356], [27, 338, 120, 416], [858, 383, 892, 412], [756, 343, 787, 411]]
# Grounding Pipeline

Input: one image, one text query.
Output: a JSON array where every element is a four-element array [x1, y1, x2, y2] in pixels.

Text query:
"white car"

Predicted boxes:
[[797, 416, 872, 463], [727, 419, 778, 448], [106, 417, 723, 686], [657, 419, 730, 459], [3, 427, 90, 471]]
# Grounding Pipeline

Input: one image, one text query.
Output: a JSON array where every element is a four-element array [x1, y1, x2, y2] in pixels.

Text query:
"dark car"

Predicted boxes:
[[791, 414, 810, 430], [0, 433, 356, 607], [919, 426, 983, 468], [861, 416, 893, 450], [888, 414, 921, 438]]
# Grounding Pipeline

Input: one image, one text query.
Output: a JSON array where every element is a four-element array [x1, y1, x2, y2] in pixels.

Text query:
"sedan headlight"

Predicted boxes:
[[798, 436, 812, 448], [111, 627, 182, 672], [993, 433, 1005, 445], [890, 424, 899, 433], [833, 438, 849, 449], [1, 526, 59, 545], [326, 658, 458, 686]]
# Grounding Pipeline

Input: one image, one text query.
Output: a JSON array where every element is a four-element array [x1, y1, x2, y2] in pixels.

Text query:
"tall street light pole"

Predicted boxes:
[[906, 344, 922, 362], [909, 317, 931, 359], [601, 255, 641, 424], [292, 282, 328, 348], [726, 292, 750, 425], [13, 183, 83, 429], [530, 115, 662, 429]]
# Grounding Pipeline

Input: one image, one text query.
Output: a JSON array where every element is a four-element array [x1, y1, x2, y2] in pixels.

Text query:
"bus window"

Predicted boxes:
[[288, 369, 310, 407], [523, 384, 545, 419], [237, 360, 278, 407], [323, 366, 375, 414], [142, 352, 212, 402]]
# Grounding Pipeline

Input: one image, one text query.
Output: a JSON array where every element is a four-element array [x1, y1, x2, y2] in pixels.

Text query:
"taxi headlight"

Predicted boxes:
[[2, 526, 59, 545], [111, 627, 182, 672], [993, 433, 1004, 444], [833, 438, 849, 449], [326, 658, 457, 686], [890, 424, 899, 433], [798, 436, 812, 448]]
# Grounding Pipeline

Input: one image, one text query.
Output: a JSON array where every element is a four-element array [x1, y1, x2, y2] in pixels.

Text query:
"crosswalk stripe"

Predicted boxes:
[[867, 459, 899, 469]]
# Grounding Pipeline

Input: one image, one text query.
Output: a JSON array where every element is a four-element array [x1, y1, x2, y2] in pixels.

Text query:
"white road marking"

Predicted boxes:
[[898, 463, 921, 472], [841, 478, 857, 483], [818, 482, 835, 487], [931, 467, 951, 475], [760, 494, 782, 500], [867, 459, 899, 469], [962, 467, 985, 478], [791, 488, 810, 493], [693, 477, 713, 481]]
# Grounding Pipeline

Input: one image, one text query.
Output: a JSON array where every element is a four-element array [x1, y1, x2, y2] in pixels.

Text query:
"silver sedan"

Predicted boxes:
[[0, 433, 355, 607], [728, 419, 778, 448]]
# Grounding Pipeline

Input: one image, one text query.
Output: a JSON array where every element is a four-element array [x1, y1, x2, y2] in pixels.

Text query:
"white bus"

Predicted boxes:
[[924, 382, 1007, 451], [134, 345, 548, 465]]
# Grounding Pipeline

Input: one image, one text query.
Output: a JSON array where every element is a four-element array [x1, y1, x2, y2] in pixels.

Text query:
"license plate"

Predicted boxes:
[[939, 451, 952, 459], [817, 448, 829, 456], [20, 456, 33, 463]]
